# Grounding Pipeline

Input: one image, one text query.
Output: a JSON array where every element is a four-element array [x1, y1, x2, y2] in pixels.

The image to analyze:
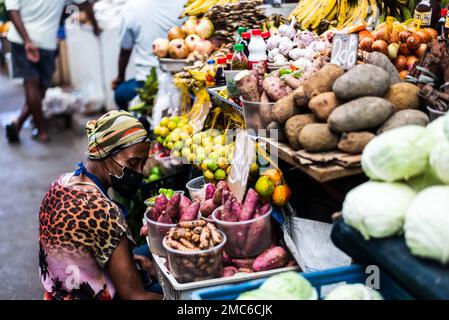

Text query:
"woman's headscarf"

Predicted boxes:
[[86, 110, 148, 160]]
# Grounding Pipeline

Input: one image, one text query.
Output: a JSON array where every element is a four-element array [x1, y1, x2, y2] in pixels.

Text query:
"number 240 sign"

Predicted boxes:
[[331, 33, 359, 70]]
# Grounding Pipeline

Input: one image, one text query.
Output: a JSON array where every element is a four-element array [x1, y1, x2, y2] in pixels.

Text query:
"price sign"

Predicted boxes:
[[227, 130, 256, 203], [331, 34, 359, 70]]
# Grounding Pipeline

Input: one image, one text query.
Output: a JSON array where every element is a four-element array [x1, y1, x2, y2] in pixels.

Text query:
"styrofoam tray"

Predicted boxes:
[[159, 58, 192, 73]]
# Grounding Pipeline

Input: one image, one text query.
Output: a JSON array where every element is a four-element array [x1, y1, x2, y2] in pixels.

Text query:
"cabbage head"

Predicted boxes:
[[442, 114, 449, 141], [404, 186, 449, 264], [362, 126, 435, 182], [426, 115, 448, 143], [325, 284, 383, 300], [429, 141, 449, 184], [342, 181, 416, 240], [238, 272, 317, 300], [406, 165, 443, 192]]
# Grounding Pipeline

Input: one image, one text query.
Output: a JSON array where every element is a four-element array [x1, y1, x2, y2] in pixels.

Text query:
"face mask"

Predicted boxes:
[[109, 162, 144, 198]]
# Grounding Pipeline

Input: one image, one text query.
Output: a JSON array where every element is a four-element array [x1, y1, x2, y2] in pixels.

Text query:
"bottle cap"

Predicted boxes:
[[262, 31, 271, 39], [441, 8, 448, 16], [241, 32, 251, 40], [217, 57, 227, 65], [207, 60, 215, 65], [251, 29, 261, 36], [234, 43, 244, 51], [226, 53, 234, 60], [237, 27, 248, 35]]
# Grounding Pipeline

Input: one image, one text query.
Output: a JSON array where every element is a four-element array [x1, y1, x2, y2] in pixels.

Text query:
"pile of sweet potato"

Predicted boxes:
[[146, 193, 200, 224]]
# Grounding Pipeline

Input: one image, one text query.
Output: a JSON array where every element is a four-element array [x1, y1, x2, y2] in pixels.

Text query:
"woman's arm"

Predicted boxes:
[[106, 236, 163, 300]]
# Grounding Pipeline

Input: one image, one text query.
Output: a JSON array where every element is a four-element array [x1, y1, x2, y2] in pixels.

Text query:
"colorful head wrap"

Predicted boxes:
[[86, 110, 148, 160]]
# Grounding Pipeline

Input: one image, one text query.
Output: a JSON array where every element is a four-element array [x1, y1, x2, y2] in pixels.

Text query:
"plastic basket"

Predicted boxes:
[[191, 264, 414, 300], [207, 86, 243, 116]]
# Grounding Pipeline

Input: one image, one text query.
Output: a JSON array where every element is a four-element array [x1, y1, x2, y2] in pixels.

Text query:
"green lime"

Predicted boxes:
[[148, 174, 160, 182], [159, 126, 169, 138], [217, 157, 228, 170], [151, 166, 162, 176], [157, 136, 164, 144], [168, 121, 177, 131], [160, 117, 170, 127], [167, 141, 174, 150], [214, 169, 226, 181], [204, 170, 215, 181], [174, 141, 183, 150], [207, 159, 218, 171], [172, 116, 180, 124], [255, 176, 275, 198]]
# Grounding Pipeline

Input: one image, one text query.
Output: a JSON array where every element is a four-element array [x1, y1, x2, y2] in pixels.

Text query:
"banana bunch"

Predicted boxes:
[[289, 0, 415, 34], [180, 0, 239, 18]]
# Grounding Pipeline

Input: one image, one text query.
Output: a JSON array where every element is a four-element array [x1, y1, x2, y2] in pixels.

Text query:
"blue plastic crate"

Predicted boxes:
[[191, 264, 414, 300]]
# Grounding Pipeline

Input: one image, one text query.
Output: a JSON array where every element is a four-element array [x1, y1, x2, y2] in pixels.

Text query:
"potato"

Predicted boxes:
[[284, 114, 316, 150], [302, 64, 345, 100], [298, 123, 339, 152], [328, 97, 394, 133], [366, 52, 402, 85], [338, 132, 375, 154], [383, 82, 420, 112], [272, 94, 300, 124], [308, 92, 340, 121], [293, 85, 308, 107], [377, 110, 430, 134], [267, 121, 288, 142], [332, 64, 391, 100]]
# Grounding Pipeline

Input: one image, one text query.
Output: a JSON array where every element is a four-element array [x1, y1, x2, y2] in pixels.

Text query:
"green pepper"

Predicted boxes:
[[279, 68, 293, 77]]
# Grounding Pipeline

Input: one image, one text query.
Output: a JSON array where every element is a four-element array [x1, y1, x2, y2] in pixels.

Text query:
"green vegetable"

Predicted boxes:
[[136, 67, 158, 115], [430, 141, 449, 184], [342, 181, 416, 240], [406, 166, 443, 192], [151, 166, 162, 176], [325, 284, 383, 300], [404, 186, 449, 264], [362, 126, 435, 182], [158, 188, 175, 199], [148, 174, 160, 182]]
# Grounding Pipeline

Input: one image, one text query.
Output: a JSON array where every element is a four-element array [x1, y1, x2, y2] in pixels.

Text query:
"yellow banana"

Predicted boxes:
[[337, 0, 348, 27], [311, 0, 338, 29]]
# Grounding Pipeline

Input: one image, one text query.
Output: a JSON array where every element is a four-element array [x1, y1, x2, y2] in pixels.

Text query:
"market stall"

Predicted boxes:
[[125, 0, 449, 300]]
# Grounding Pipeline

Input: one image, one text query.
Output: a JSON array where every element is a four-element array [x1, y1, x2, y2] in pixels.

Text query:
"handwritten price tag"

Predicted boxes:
[[331, 34, 359, 70]]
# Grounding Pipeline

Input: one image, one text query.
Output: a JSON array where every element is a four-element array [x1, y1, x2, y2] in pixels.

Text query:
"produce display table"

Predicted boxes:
[[331, 219, 449, 300], [259, 137, 363, 183]]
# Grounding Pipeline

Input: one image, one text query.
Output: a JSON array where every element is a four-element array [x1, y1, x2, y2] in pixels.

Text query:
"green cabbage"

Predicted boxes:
[[238, 272, 318, 300], [427, 115, 448, 143], [342, 181, 416, 240], [406, 165, 443, 192], [429, 141, 449, 184], [362, 126, 436, 182], [442, 114, 449, 141], [325, 284, 383, 300], [404, 186, 449, 264]]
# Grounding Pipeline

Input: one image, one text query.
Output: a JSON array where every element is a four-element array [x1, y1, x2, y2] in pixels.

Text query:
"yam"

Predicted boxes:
[[383, 82, 420, 111], [302, 64, 345, 100], [252, 246, 288, 272], [235, 70, 260, 102], [332, 64, 391, 100], [328, 97, 394, 133], [377, 109, 430, 134], [308, 92, 341, 121], [263, 76, 289, 102], [367, 52, 402, 85], [298, 124, 339, 152], [284, 114, 316, 150], [272, 94, 300, 124], [338, 132, 375, 154]]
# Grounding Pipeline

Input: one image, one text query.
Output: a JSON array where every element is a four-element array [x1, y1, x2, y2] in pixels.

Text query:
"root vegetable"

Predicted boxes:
[[199, 227, 211, 250], [238, 268, 254, 273], [260, 91, 274, 126], [178, 220, 206, 229], [235, 70, 260, 102], [284, 114, 316, 150], [308, 92, 340, 122], [231, 199, 243, 220], [284, 74, 303, 90], [157, 211, 173, 224], [376, 110, 429, 134], [328, 97, 394, 133], [140, 224, 148, 237], [383, 82, 420, 111], [232, 258, 255, 269], [165, 193, 181, 219], [192, 234, 200, 243], [222, 198, 239, 222], [154, 194, 168, 212], [179, 195, 192, 218], [193, 226, 203, 234], [146, 207, 160, 222], [180, 201, 200, 222], [207, 223, 223, 245], [205, 184, 216, 200], [272, 93, 300, 124], [223, 251, 232, 266], [267, 121, 288, 142], [222, 266, 239, 277], [221, 189, 231, 207], [240, 189, 259, 221], [293, 85, 308, 107], [332, 64, 391, 100], [258, 203, 271, 216], [171, 228, 193, 240], [212, 186, 224, 206], [180, 238, 197, 249], [263, 76, 289, 102], [200, 199, 217, 217], [298, 124, 339, 152], [302, 64, 345, 100], [252, 246, 289, 272], [337, 132, 375, 154], [166, 239, 197, 252]]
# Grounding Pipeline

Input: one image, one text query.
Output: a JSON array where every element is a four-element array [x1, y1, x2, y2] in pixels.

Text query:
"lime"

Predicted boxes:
[[217, 157, 228, 170], [157, 136, 164, 144], [214, 169, 226, 181], [173, 141, 183, 150], [204, 170, 215, 181], [151, 166, 162, 176], [154, 126, 161, 136], [160, 117, 170, 127], [207, 159, 218, 171], [255, 176, 275, 198], [209, 151, 220, 161], [167, 121, 177, 131], [201, 160, 209, 172], [148, 174, 160, 182], [172, 116, 180, 124], [196, 153, 206, 165], [167, 141, 174, 150]]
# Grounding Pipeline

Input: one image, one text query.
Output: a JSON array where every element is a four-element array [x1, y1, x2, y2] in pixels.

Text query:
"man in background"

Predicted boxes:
[[112, 0, 184, 110], [5, 0, 100, 143]]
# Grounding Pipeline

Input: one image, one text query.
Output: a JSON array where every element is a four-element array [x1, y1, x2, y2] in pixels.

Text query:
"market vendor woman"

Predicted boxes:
[[39, 110, 161, 300]]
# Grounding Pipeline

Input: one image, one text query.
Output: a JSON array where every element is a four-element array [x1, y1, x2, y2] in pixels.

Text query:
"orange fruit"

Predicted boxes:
[[272, 184, 292, 207], [261, 168, 283, 186]]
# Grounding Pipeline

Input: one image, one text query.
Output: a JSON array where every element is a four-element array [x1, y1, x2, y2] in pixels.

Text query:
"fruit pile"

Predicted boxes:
[[153, 116, 194, 154], [255, 169, 292, 207], [358, 18, 439, 79]]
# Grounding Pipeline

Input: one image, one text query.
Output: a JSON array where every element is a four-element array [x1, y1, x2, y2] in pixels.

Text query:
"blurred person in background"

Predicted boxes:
[[112, 0, 184, 110], [5, 0, 100, 143]]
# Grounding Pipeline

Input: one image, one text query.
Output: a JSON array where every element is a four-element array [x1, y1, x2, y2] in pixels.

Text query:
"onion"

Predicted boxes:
[[406, 27, 417, 35], [388, 43, 400, 59], [195, 39, 214, 55], [372, 40, 388, 55], [407, 55, 419, 71], [358, 30, 373, 42], [389, 31, 400, 44], [415, 29, 430, 43], [406, 35, 420, 50], [415, 43, 427, 57], [167, 27, 184, 41], [373, 28, 388, 41], [360, 37, 374, 52], [425, 28, 438, 40], [394, 55, 407, 71], [152, 38, 170, 58], [399, 43, 410, 55], [399, 70, 409, 80], [182, 17, 197, 36], [195, 18, 214, 39], [399, 31, 411, 43]]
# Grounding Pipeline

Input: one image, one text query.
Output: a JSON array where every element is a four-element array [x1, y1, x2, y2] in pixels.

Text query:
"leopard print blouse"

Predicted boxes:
[[39, 174, 134, 300]]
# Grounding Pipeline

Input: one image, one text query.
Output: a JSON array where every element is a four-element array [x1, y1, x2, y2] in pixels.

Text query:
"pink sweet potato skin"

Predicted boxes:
[[179, 195, 192, 220], [165, 193, 180, 219], [179, 201, 200, 222], [222, 266, 239, 278], [221, 190, 231, 207], [140, 224, 148, 237], [252, 246, 288, 272], [236, 71, 260, 102], [258, 203, 271, 216], [157, 211, 173, 224], [217, 180, 229, 191], [231, 200, 243, 220], [239, 189, 259, 221], [242, 210, 271, 255], [205, 184, 216, 201], [222, 198, 239, 222], [200, 199, 217, 217], [213, 186, 224, 206], [146, 207, 160, 222], [154, 194, 168, 212], [223, 251, 233, 266], [263, 76, 289, 102], [232, 258, 255, 269]]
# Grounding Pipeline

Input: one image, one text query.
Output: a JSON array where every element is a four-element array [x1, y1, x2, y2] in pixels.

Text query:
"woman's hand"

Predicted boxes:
[[134, 255, 157, 279]]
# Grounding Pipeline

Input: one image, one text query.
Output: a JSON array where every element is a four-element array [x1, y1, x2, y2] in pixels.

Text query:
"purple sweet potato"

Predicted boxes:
[[222, 198, 239, 222], [232, 258, 255, 269], [154, 194, 168, 212], [205, 183, 216, 201], [217, 180, 229, 191], [157, 211, 173, 224], [146, 207, 160, 222], [139, 224, 148, 237], [179, 201, 200, 222], [200, 199, 218, 217], [165, 193, 181, 219], [242, 210, 269, 255], [263, 76, 289, 102], [231, 200, 243, 220], [213, 186, 224, 206], [252, 246, 288, 272], [239, 188, 259, 221], [258, 203, 271, 216], [223, 251, 233, 266], [222, 189, 231, 206], [179, 195, 192, 220], [235, 70, 260, 102], [222, 266, 239, 278]]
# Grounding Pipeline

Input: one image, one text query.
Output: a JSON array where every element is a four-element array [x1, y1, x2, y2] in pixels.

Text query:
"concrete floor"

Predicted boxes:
[[0, 75, 87, 299]]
